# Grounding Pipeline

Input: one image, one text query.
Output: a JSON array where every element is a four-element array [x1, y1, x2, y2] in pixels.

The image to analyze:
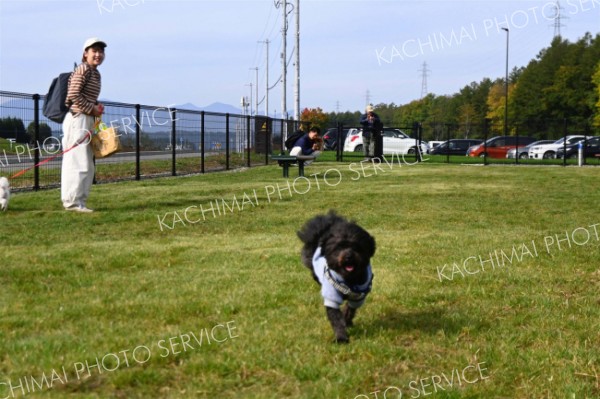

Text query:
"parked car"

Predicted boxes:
[[343, 127, 430, 155], [429, 139, 483, 156], [505, 140, 555, 159], [528, 135, 588, 159], [556, 136, 600, 159], [467, 136, 537, 158], [322, 128, 350, 150], [428, 141, 445, 153]]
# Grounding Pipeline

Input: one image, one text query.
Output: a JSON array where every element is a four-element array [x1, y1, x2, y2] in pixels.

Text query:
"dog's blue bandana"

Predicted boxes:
[[312, 246, 373, 309]]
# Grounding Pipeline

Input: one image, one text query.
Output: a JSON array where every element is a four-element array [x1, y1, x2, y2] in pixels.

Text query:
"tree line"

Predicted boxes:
[[322, 33, 600, 140], [0, 117, 52, 144]]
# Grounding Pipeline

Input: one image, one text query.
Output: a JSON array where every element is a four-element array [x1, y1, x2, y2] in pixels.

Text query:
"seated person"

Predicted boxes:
[[289, 127, 322, 165]]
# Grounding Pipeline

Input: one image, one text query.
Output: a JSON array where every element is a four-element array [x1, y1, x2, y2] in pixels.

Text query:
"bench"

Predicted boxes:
[[271, 154, 316, 178]]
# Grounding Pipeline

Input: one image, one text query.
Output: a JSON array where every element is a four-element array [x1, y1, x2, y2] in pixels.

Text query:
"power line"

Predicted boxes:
[[266, 46, 294, 91]]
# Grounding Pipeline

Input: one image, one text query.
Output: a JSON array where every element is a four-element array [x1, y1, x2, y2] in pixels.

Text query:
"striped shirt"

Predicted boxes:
[[66, 62, 101, 115]]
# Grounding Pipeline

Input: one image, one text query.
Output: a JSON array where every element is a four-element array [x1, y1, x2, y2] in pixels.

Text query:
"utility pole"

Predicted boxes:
[[281, 0, 288, 121], [419, 61, 431, 99], [258, 39, 270, 117], [294, 0, 300, 122], [250, 67, 258, 116]]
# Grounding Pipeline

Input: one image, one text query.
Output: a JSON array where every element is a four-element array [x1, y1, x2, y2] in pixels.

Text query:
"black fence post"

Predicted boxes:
[[171, 108, 177, 176], [278, 118, 285, 156], [583, 122, 591, 166], [337, 122, 343, 162], [246, 115, 251, 167], [266, 118, 272, 163], [446, 124, 451, 164], [412, 122, 420, 162], [264, 118, 270, 165], [200, 111, 205, 173], [265, 119, 273, 165], [135, 104, 141, 180], [418, 122, 423, 162], [562, 118, 568, 167], [483, 119, 489, 166], [515, 125, 520, 165], [32, 94, 40, 190], [225, 113, 230, 170]]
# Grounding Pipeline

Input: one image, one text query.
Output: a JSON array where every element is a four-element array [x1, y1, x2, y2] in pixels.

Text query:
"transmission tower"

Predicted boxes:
[[551, 1, 566, 38], [419, 61, 431, 99], [365, 90, 371, 107]]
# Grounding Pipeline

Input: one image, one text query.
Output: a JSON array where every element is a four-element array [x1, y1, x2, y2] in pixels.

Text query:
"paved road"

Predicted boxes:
[[1, 150, 222, 170]]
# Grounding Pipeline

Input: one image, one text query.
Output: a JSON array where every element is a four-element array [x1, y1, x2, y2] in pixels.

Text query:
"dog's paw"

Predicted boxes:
[[334, 334, 349, 344]]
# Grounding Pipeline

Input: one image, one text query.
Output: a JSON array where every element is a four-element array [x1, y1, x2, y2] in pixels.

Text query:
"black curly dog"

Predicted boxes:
[[297, 211, 376, 343]]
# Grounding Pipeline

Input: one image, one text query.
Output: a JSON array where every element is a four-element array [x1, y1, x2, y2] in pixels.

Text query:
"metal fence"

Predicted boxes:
[[330, 118, 599, 166], [2, 89, 598, 192], [0, 91, 299, 190]]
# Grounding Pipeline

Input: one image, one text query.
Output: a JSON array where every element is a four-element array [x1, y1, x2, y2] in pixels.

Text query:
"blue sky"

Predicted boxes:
[[0, 0, 599, 116]]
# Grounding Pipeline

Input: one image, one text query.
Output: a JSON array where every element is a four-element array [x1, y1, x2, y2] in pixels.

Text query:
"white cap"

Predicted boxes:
[[83, 37, 107, 51], [366, 104, 374, 113]]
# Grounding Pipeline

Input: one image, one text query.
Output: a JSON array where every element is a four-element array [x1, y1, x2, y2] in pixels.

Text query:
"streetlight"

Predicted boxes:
[[501, 27, 509, 137]]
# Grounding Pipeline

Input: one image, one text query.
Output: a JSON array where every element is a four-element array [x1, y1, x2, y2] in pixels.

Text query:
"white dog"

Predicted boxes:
[[0, 177, 10, 211]]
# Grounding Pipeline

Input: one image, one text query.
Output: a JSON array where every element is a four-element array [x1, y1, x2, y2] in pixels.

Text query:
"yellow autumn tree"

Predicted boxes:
[[486, 82, 515, 135], [300, 107, 328, 132]]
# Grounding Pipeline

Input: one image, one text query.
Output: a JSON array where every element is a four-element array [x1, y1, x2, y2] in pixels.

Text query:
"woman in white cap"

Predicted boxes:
[[61, 37, 106, 213]]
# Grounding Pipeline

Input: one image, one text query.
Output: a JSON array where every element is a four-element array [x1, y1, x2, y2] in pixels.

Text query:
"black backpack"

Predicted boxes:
[[285, 131, 304, 151], [42, 68, 74, 123]]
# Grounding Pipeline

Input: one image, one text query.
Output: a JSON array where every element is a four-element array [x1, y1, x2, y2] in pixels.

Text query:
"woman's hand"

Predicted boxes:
[[92, 103, 104, 117]]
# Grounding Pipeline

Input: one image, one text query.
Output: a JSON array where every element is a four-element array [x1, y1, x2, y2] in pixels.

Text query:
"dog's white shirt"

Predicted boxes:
[[312, 246, 372, 309]]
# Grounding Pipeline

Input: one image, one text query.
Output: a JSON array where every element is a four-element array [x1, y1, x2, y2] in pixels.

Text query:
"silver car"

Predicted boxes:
[[506, 140, 555, 159]]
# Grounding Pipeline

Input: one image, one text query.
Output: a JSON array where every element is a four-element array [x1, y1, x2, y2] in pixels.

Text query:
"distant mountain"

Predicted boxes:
[[0, 96, 272, 130], [175, 102, 243, 115]]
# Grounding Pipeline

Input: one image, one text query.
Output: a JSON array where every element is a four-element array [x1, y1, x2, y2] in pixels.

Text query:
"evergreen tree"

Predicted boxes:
[[0, 117, 27, 143]]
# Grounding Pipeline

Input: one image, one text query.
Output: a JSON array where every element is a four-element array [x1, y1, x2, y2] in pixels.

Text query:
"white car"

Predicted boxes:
[[343, 128, 430, 155], [528, 135, 588, 159]]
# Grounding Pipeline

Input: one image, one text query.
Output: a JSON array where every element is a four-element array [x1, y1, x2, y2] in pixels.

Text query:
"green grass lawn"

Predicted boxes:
[[1, 161, 599, 398]]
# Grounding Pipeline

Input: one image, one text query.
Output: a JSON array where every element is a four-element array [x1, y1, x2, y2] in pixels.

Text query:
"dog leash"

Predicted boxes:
[[9, 131, 92, 179], [9, 120, 101, 179]]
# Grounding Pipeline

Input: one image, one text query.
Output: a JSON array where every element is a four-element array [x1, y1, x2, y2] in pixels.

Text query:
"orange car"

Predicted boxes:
[[467, 136, 536, 158]]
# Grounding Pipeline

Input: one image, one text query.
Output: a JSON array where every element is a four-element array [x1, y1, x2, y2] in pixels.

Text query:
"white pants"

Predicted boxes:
[[290, 147, 321, 165], [61, 113, 95, 208]]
